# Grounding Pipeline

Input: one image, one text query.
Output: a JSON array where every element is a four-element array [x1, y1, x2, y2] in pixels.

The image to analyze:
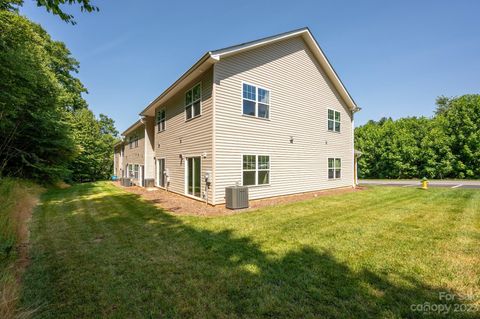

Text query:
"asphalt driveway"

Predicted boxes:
[[359, 179, 480, 189]]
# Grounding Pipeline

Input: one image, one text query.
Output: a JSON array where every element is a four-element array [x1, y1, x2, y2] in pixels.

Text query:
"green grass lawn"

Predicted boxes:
[[20, 182, 480, 318]]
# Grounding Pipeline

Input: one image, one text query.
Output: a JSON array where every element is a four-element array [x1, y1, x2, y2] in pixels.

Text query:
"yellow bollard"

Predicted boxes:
[[421, 178, 428, 189]]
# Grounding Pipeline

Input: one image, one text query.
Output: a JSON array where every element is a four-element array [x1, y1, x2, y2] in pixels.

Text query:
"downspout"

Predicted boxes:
[[352, 106, 361, 186], [210, 56, 220, 205]]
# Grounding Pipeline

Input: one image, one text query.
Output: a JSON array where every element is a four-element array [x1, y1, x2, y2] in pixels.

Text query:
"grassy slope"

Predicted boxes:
[[21, 182, 480, 318], [0, 178, 42, 319]]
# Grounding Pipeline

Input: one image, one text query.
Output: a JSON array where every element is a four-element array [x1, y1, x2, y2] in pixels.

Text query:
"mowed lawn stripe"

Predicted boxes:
[[20, 182, 480, 318]]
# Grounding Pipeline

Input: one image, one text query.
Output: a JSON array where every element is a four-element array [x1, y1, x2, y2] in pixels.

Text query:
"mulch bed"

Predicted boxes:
[[113, 182, 363, 216]]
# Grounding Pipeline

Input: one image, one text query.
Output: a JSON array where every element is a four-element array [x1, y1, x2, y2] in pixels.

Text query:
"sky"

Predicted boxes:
[[20, 0, 480, 132]]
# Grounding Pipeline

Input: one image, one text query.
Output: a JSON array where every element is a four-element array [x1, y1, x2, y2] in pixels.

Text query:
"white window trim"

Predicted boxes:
[[185, 82, 202, 121], [129, 137, 133, 149], [134, 164, 139, 179], [184, 155, 202, 199], [128, 164, 133, 178], [129, 134, 139, 148], [241, 154, 271, 187], [327, 108, 341, 133], [241, 81, 271, 120], [156, 108, 166, 132], [328, 157, 342, 180]]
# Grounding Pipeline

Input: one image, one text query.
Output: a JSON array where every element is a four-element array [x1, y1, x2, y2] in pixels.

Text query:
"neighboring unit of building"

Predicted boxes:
[[115, 27, 360, 205], [119, 120, 149, 186], [113, 141, 124, 178]]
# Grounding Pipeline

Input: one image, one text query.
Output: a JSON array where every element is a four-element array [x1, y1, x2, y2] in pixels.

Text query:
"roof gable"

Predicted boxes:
[[210, 27, 358, 111], [140, 27, 359, 116], [121, 119, 144, 136]]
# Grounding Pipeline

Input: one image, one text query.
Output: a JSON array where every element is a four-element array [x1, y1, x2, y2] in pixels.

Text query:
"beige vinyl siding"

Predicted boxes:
[[113, 145, 123, 177], [154, 67, 214, 202], [213, 36, 354, 204], [143, 116, 155, 180], [124, 126, 145, 185]]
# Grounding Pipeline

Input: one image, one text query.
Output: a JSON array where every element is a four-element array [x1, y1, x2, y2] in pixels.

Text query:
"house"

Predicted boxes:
[[113, 141, 124, 178], [117, 120, 149, 186], [116, 27, 360, 205]]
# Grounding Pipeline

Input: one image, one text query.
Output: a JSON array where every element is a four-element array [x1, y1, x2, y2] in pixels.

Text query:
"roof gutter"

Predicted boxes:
[[138, 27, 359, 116], [121, 119, 143, 137], [139, 53, 218, 116]]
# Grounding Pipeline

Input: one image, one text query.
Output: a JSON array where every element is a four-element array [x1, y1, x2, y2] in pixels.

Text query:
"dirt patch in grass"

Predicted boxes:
[[0, 179, 43, 319], [54, 181, 71, 189], [114, 182, 363, 216], [14, 193, 41, 279]]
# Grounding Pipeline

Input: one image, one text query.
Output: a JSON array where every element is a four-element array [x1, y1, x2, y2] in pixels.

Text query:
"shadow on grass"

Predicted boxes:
[[21, 183, 477, 318]]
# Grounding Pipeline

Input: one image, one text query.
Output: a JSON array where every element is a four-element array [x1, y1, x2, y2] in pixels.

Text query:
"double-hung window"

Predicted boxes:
[[128, 164, 133, 178], [328, 109, 341, 132], [157, 108, 166, 132], [129, 137, 133, 149], [134, 164, 139, 179], [185, 83, 201, 120], [242, 155, 270, 186], [134, 135, 139, 148], [328, 158, 341, 179], [242, 83, 270, 119]]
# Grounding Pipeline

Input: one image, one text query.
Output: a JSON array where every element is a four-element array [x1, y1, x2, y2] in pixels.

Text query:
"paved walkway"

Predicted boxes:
[[359, 179, 480, 189]]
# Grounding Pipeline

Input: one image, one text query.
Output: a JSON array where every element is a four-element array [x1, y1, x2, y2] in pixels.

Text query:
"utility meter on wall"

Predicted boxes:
[[164, 168, 170, 183], [205, 171, 212, 185]]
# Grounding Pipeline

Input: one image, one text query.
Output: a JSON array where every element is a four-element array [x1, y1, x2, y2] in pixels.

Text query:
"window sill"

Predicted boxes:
[[243, 183, 271, 188], [185, 114, 201, 122], [327, 130, 341, 134], [328, 178, 342, 181], [157, 129, 165, 133], [242, 114, 270, 121]]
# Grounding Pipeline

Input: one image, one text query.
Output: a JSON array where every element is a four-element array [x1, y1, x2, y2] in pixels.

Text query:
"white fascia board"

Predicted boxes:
[[213, 28, 359, 111]]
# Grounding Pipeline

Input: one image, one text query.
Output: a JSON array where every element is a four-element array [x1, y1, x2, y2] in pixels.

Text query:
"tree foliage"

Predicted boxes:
[[0, 5, 117, 183], [437, 95, 480, 178], [355, 95, 480, 179], [0, 10, 77, 180], [0, 0, 98, 24], [68, 109, 119, 182]]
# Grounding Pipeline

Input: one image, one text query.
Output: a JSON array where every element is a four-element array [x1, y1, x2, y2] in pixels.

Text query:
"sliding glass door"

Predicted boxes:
[[186, 157, 201, 197], [157, 159, 165, 187]]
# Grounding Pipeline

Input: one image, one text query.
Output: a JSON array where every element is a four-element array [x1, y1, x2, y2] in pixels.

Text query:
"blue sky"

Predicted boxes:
[[21, 0, 480, 132]]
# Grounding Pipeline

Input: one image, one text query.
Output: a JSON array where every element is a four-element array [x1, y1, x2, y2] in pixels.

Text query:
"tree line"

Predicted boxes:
[[355, 95, 480, 179], [0, 0, 118, 183]]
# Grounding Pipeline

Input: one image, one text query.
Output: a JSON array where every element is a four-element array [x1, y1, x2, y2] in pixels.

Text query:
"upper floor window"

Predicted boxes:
[[328, 109, 340, 132], [242, 83, 270, 119], [242, 155, 270, 186], [129, 135, 139, 148], [328, 158, 341, 179], [185, 83, 201, 120], [156, 108, 166, 132]]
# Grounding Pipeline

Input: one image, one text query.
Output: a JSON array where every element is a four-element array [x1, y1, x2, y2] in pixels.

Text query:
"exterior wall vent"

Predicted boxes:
[[225, 186, 249, 209]]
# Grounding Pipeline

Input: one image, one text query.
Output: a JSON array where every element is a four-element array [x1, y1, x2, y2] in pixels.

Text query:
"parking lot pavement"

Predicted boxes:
[[359, 180, 480, 189]]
